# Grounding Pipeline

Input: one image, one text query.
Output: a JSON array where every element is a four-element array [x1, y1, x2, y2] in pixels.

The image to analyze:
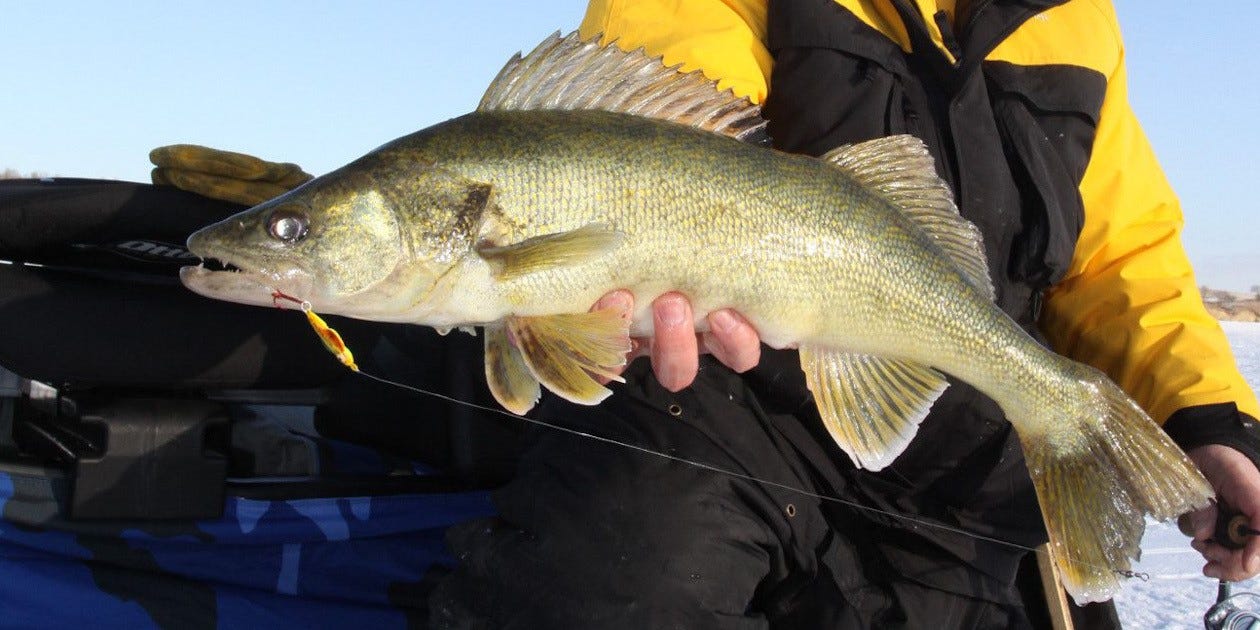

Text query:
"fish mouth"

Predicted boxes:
[[179, 252, 314, 309]]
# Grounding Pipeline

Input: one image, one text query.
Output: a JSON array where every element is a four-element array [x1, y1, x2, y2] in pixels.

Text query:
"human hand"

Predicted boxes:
[[1186, 444, 1260, 580], [591, 290, 761, 391], [149, 144, 312, 206]]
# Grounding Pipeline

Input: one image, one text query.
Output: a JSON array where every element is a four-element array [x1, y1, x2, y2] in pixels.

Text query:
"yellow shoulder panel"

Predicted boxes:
[[579, 0, 773, 103], [1042, 6, 1260, 421], [831, 1, 953, 60], [987, 0, 1120, 72], [578, 0, 962, 101]]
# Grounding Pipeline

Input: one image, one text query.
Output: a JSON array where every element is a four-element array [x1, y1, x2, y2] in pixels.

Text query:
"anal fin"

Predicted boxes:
[[800, 346, 948, 470], [507, 309, 631, 407], [484, 325, 541, 415]]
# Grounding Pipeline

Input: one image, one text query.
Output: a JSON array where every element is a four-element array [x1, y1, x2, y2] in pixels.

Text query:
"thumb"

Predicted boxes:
[[1181, 502, 1218, 540]]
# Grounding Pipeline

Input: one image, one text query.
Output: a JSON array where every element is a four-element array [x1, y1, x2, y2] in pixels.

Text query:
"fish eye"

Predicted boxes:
[[267, 207, 309, 243]]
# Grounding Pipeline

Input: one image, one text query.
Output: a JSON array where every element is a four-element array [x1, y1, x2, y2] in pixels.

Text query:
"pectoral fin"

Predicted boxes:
[[476, 223, 625, 281], [799, 346, 948, 470], [484, 325, 541, 415], [507, 309, 631, 406]]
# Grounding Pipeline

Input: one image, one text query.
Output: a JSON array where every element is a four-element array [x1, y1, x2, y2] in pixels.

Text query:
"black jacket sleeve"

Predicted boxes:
[[1163, 403, 1260, 473]]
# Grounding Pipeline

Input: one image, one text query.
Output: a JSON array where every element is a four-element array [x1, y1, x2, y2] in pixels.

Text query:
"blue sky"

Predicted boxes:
[[3, 1, 1256, 290]]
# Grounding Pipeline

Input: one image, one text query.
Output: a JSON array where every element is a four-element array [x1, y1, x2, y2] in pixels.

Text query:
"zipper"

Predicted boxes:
[[889, 0, 956, 79], [933, 10, 964, 60], [957, 1, 1071, 77], [958, 0, 997, 46]]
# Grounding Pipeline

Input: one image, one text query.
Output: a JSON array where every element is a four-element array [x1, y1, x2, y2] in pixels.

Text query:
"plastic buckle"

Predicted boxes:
[[0, 366, 20, 457], [70, 398, 229, 520]]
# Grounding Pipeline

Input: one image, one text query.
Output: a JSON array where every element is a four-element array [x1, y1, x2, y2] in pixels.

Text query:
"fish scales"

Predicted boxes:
[[398, 110, 963, 347]]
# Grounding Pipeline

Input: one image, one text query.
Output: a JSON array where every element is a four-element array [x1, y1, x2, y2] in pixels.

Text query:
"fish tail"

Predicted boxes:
[[1017, 361, 1213, 604]]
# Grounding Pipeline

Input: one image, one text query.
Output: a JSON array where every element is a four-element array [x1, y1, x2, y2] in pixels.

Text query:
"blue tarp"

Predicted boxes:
[[0, 447, 495, 629]]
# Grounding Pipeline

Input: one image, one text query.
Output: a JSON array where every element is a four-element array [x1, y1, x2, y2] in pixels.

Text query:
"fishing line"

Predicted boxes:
[[354, 371, 1017, 541], [280, 296, 1164, 584], [355, 359, 1152, 584]]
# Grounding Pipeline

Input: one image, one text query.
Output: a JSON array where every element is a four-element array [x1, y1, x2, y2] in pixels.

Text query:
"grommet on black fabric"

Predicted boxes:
[[784, 504, 797, 518], [667, 404, 682, 417]]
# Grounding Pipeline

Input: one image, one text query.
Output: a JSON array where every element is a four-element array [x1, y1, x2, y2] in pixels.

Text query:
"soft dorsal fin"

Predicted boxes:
[[823, 136, 994, 299], [479, 31, 769, 145]]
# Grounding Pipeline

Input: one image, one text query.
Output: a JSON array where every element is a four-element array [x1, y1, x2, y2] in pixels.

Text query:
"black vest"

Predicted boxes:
[[744, 0, 1108, 589]]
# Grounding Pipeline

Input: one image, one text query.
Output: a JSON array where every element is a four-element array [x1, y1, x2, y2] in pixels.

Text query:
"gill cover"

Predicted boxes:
[[183, 170, 408, 306], [265, 175, 404, 299], [291, 160, 499, 308], [385, 164, 495, 272]]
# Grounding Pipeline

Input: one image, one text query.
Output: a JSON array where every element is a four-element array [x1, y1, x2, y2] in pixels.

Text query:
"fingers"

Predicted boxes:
[[1186, 502, 1232, 577], [1195, 518, 1260, 580], [1186, 445, 1260, 580], [591, 289, 634, 319], [1190, 506, 1260, 579], [1186, 504, 1218, 541], [651, 293, 698, 392], [589, 291, 764, 392], [702, 309, 761, 373], [1193, 537, 1260, 580], [588, 290, 699, 390], [1244, 534, 1260, 577]]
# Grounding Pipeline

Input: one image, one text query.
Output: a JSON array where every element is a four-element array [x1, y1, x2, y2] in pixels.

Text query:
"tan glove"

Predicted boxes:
[[150, 144, 313, 206]]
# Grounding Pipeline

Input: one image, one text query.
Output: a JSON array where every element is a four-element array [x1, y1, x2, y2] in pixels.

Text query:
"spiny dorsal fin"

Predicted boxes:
[[823, 136, 994, 299], [479, 31, 769, 145], [799, 346, 948, 471]]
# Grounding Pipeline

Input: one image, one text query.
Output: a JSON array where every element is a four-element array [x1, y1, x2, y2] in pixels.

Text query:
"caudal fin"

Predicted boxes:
[[1018, 364, 1213, 604]]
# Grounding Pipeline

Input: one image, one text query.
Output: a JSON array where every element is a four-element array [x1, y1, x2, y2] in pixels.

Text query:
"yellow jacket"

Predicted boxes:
[[579, 0, 1259, 424]]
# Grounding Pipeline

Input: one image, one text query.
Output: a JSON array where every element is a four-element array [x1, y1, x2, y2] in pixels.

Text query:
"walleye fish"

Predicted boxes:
[[181, 31, 1212, 602]]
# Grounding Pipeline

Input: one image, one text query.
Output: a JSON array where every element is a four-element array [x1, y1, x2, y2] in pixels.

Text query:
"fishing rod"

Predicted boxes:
[[1178, 508, 1260, 550], [1179, 506, 1260, 629]]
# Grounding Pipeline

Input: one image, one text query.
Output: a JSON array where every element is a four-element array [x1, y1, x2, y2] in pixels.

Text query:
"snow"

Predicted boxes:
[[1116, 322, 1260, 628]]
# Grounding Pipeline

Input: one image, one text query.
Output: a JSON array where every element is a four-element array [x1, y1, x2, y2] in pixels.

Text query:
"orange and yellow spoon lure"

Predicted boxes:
[[271, 290, 359, 372]]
